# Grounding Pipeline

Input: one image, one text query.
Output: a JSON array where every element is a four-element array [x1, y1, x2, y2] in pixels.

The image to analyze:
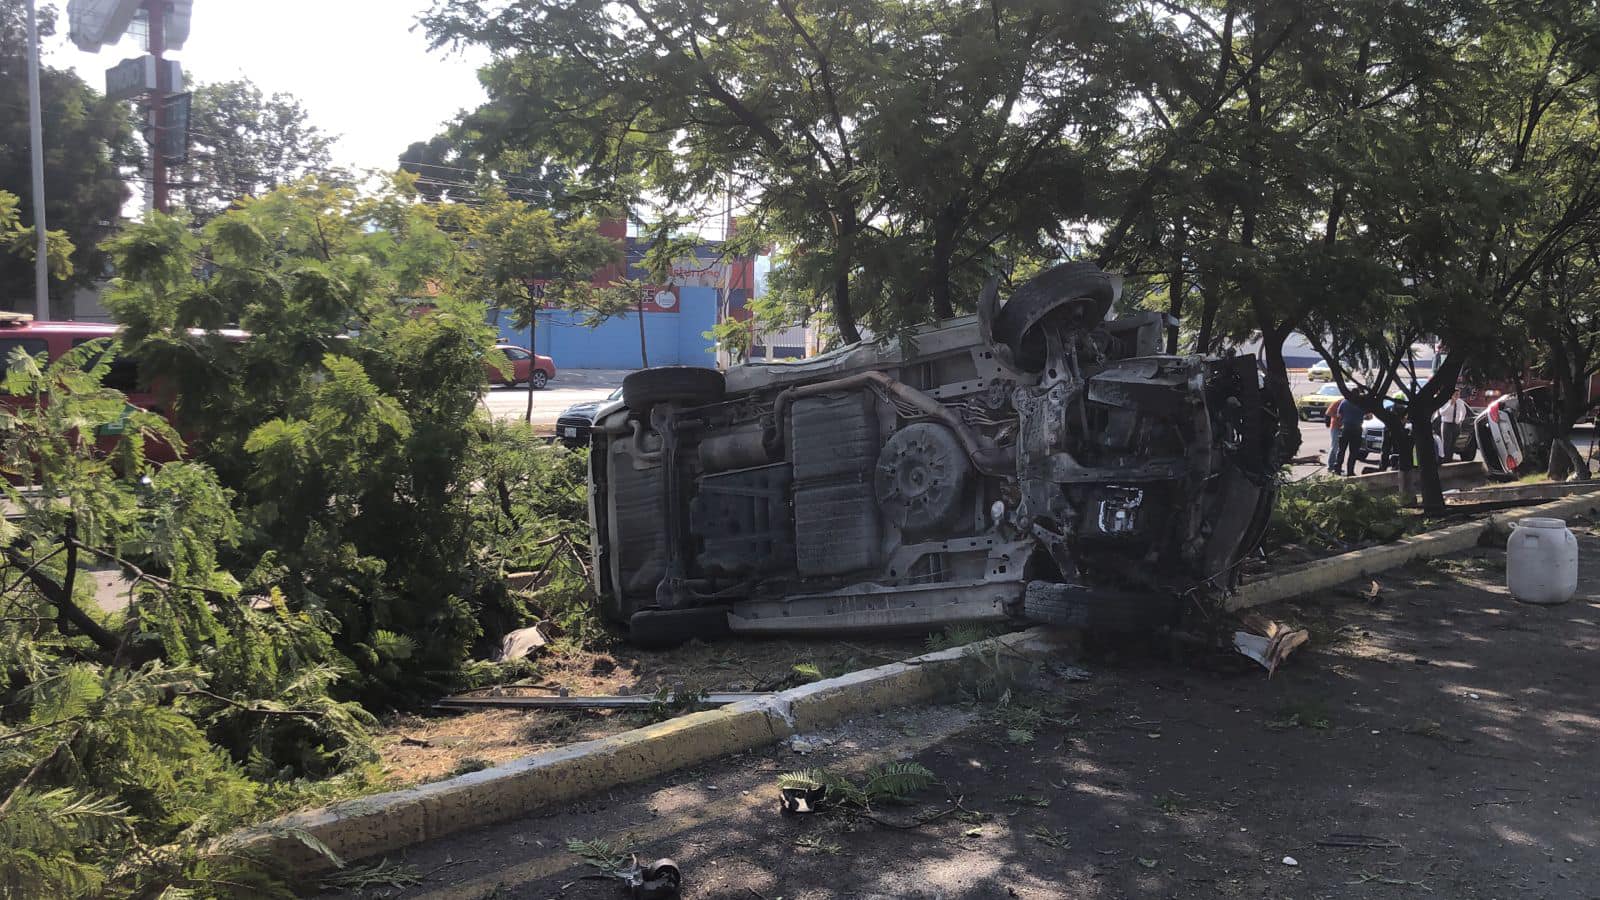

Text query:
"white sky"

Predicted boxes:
[[41, 0, 489, 174]]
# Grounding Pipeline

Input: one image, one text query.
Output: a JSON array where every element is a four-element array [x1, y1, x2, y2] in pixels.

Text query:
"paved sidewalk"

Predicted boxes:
[[348, 535, 1600, 899]]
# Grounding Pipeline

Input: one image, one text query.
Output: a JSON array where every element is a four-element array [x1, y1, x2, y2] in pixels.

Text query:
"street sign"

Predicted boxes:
[[159, 92, 191, 164], [69, 0, 194, 52], [104, 55, 180, 102]]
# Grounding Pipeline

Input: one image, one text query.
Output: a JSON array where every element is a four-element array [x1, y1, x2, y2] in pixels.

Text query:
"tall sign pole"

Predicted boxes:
[[24, 0, 50, 319], [146, 0, 168, 214]]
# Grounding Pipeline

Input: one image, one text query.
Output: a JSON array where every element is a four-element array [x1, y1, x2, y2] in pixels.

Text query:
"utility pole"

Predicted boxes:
[[146, 0, 169, 214], [24, 0, 50, 319]]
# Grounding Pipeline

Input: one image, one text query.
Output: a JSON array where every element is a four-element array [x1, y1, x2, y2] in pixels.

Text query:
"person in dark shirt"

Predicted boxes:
[[1334, 397, 1365, 475]]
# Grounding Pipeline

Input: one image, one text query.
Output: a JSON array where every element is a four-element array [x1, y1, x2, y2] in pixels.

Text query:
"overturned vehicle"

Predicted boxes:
[[587, 264, 1278, 645]]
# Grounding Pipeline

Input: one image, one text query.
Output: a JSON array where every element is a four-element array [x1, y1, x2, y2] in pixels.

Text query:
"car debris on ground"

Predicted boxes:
[[1231, 614, 1310, 676]]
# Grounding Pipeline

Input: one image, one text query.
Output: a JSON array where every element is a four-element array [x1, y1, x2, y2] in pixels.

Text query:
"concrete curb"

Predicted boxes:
[[249, 627, 1074, 874], [1446, 480, 1600, 505], [1226, 487, 1600, 612]]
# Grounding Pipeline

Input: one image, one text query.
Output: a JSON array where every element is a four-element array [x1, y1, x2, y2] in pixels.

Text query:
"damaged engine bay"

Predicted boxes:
[[588, 263, 1279, 645]]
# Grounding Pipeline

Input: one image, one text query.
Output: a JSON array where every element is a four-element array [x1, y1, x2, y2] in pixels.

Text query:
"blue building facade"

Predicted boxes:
[[490, 232, 754, 370]]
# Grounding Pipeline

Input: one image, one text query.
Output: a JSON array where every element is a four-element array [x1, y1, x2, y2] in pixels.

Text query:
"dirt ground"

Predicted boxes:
[[372, 635, 928, 786], [328, 529, 1600, 900]]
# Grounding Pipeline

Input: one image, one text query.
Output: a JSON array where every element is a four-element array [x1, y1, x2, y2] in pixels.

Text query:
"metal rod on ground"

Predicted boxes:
[[434, 692, 771, 712], [24, 0, 49, 319]]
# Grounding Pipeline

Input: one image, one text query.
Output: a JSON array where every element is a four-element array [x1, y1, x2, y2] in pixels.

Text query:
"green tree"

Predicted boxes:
[[0, 0, 139, 307], [104, 176, 527, 701], [177, 77, 337, 220], [0, 328, 370, 895], [1518, 244, 1600, 480], [400, 131, 571, 206], [440, 187, 627, 420], [419, 0, 1187, 343], [1304, 0, 1600, 507]]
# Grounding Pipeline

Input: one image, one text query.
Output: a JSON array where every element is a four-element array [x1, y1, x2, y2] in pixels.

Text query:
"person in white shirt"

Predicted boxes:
[[1438, 388, 1470, 461]]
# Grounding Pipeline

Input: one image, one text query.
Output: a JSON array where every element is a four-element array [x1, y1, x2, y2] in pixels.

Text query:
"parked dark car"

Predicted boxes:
[[555, 387, 624, 447], [587, 263, 1278, 646]]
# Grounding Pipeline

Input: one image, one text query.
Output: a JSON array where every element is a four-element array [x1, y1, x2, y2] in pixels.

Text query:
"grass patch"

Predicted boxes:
[[1154, 792, 1191, 815], [1266, 476, 1407, 550], [1004, 794, 1051, 808], [1028, 826, 1073, 848], [794, 834, 843, 855], [1267, 701, 1331, 731]]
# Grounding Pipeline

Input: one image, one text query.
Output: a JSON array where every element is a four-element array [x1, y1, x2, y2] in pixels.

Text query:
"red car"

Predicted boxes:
[[0, 315, 245, 464], [489, 344, 556, 389]]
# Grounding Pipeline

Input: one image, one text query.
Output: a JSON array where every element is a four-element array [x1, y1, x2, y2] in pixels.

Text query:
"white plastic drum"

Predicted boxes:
[[1506, 517, 1578, 605]]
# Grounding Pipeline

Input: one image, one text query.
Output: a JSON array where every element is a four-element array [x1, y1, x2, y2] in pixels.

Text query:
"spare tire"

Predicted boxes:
[[1022, 580, 1181, 633], [992, 263, 1116, 371], [622, 366, 726, 414]]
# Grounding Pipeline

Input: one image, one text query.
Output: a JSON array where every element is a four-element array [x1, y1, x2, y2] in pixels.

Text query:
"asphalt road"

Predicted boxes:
[[1286, 372, 1600, 480], [480, 368, 629, 431], [359, 537, 1600, 900]]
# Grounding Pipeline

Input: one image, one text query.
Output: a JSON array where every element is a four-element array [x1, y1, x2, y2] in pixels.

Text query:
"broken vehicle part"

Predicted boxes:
[[1232, 617, 1309, 676], [580, 856, 682, 900], [587, 262, 1278, 644]]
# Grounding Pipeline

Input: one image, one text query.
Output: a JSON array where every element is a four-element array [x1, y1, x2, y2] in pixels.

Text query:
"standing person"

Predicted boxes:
[[1327, 399, 1345, 472], [1438, 388, 1469, 462], [1335, 396, 1366, 475]]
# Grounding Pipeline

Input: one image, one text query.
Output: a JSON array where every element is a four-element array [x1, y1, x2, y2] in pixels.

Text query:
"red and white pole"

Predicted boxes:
[[146, 0, 169, 214]]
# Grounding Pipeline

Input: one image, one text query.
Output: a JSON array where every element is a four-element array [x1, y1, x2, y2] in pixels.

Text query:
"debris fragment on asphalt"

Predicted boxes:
[[496, 623, 548, 661], [1282, 856, 1299, 867], [1048, 663, 1093, 682], [787, 734, 827, 754], [1232, 615, 1310, 676]]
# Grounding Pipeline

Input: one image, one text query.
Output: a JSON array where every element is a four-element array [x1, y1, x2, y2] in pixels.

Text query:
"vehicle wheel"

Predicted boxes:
[[627, 606, 731, 648], [991, 263, 1115, 371], [530, 369, 549, 390], [1022, 581, 1181, 633], [622, 366, 726, 414], [1459, 442, 1478, 462]]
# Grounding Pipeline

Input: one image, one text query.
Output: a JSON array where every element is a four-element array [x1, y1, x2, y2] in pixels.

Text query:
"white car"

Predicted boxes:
[[1475, 387, 1551, 476]]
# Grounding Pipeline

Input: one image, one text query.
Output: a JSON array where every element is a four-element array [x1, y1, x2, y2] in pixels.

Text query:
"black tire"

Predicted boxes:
[[627, 606, 731, 648], [530, 369, 549, 390], [992, 262, 1115, 371], [1022, 581, 1181, 633], [622, 366, 726, 414]]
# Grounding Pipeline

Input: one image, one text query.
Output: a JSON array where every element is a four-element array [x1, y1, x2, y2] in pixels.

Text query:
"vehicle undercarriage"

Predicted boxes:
[[588, 263, 1278, 645]]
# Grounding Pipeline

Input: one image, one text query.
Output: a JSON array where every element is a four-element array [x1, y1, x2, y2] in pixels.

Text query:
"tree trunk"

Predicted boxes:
[[1546, 438, 1587, 481], [1260, 328, 1300, 464], [1195, 287, 1219, 355], [833, 207, 862, 344], [523, 320, 537, 423], [1410, 403, 1446, 512], [1166, 218, 1187, 354], [931, 219, 955, 322], [637, 294, 650, 369]]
